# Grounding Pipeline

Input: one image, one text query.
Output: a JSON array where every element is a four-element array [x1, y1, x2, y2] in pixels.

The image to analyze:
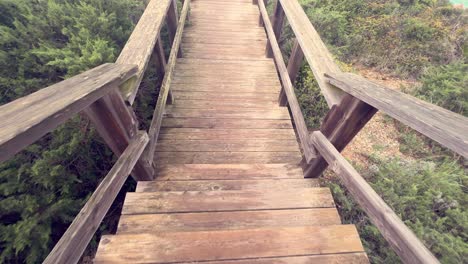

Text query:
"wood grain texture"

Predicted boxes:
[[44, 132, 148, 264], [155, 139, 299, 152], [164, 108, 291, 119], [117, 208, 339, 233], [257, 0, 316, 162], [194, 253, 369, 264], [136, 179, 319, 192], [153, 151, 302, 164], [280, 38, 304, 105], [278, 0, 343, 106], [146, 0, 191, 164], [95, 225, 364, 263], [327, 72, 468, 158], [116, 0, 172, 103], [154, 164, 304, 180], [161, 118, 293, 129], [158, 128, 297, 140], [0, 63, 137, 163], [311, 131, 439, 264]]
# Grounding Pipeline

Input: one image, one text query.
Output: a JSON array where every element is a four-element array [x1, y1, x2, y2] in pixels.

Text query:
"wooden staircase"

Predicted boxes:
[[94, 0, 368, 262]]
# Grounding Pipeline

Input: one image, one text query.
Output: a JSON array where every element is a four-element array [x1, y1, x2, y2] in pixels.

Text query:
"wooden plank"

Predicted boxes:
[[164, 99, 278, 109], [182, 52, 268, 60], [154, 164, 304, 180], [159, 128, 297, 140], [155, 139, 299, 152], [170, 83, 280, 93], [257, 0, 316, 162], [304, 94, 377, 178], [192, 253, 369, 264], [123, 188, 335, 214], [136, 179, 318, 192], [183, 36, 267, 45], [267, 0, 285, 57], [162, 118, 292, 129], [327, 72, 468, 158], [153, 151, 302, 164], [95, 225, 364, 263], [176, 58, 275, 67], [164, 108, 291, 119], [0, 63, 137, 163], [116, 0, 172, 103], [172, 91, 279, 101], [146, 0, 191, 164], [278, 0, 343, 106], [44, 132, 149, 264], [117, 208, 338, 233], [311, 131, 439, 264]]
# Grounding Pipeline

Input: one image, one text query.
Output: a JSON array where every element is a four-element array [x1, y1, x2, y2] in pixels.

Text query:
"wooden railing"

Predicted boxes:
[[0, 0, 188, 262], [257, 0, 468, 263]]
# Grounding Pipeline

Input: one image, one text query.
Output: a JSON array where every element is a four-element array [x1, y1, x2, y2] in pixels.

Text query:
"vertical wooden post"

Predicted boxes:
[[84, 90, 154, 181], [166, 0, 183, 58], [153, 36, 173, 104], [304, 94, 377, 178], [267, 1, 285, 57], [258, 0, 269, 26], [279, 39, 304, 106]]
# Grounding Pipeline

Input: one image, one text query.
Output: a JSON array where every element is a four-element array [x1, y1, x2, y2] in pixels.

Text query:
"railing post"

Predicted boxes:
[[166, 0, 183, 58], [304, 94, 377, 178], [267, 1, 285, 57], [84, 89, 154, 181], [279, 38, 304, 106], [153, 36, 173, 104]]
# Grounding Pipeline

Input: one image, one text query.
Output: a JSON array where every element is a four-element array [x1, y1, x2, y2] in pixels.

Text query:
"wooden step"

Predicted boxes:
[[164, 99, 279, 109], [172, 91, 279, 101], [159, 128, 297, 140], [178, 253, 369, 263], [136, 179, 319, 192], [155, 139, 299, 152], [154, 164, 304, 180], [153, 151, 302, 164], [95, 225, 365, 263], [164, 108, 290, 120], [162, 118, 293, 129], [117, 208, 340, 233], [122, 188, 334, 214]]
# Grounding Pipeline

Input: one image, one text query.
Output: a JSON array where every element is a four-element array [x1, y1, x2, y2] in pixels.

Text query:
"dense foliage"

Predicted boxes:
[[0, 0, 144, 262]]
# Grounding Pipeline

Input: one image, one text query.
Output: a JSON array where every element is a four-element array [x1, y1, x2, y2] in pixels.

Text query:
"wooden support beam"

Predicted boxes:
[[146, 0, 191, 163], [44, 131, 149, 264], [310, 131, 439, 264], [85, 91, 154, 181], [0, 63, 137, 163], [257, 0, 316, 162], [166, 0, 183, 58], [326, 72, 468, 158], [279, 39, 304, 106], [304, 94, 377, 178], [267, 1, 285, 57]]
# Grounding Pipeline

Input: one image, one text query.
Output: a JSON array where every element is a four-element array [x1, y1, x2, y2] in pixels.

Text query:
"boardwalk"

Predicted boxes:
[[94, 0, 368, 262]]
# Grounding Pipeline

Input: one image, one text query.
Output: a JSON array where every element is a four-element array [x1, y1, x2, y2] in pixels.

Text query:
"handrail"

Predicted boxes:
[[0, 63, 137, 163], [117, 0, 176, 104], [43, 131, 149, 264], [257, 0, 316, 162], [326, 73, 468, 158], [146, 0, 191, 164], [310, 131, 439, 264]]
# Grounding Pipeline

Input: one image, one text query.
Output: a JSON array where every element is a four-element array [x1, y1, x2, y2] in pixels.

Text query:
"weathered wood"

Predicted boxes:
[[278, 0, 343, 106], [123, 188, 335, 214], [304, 94, 377, 178], [84, 91, 154, 181], [116, 0, 173, 104], [0, 63, 137, 163], [117, 208, 338, 233], [164, 108, 291, 119], [159, 128, 297, 140], [153, 37, 174, 104], [95, 225, 364, 263], [172, 91, 279, 101], [257, 0, 316, 162], [311, 131, 439, 264], [153, 151, 302, 164], [327, 72, 468, 158], [162, 118, 293, 129], [136, 179, 319, 192], [267, 0, 285, 57], [280, 39, 304, 106], [154, 164, 304, 180], [188, 253, 369, 263], [43, 131, 149, 264], [166, 0, 183, 58], [146, 0, 191, 164], [155, 139, 299, 152]]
